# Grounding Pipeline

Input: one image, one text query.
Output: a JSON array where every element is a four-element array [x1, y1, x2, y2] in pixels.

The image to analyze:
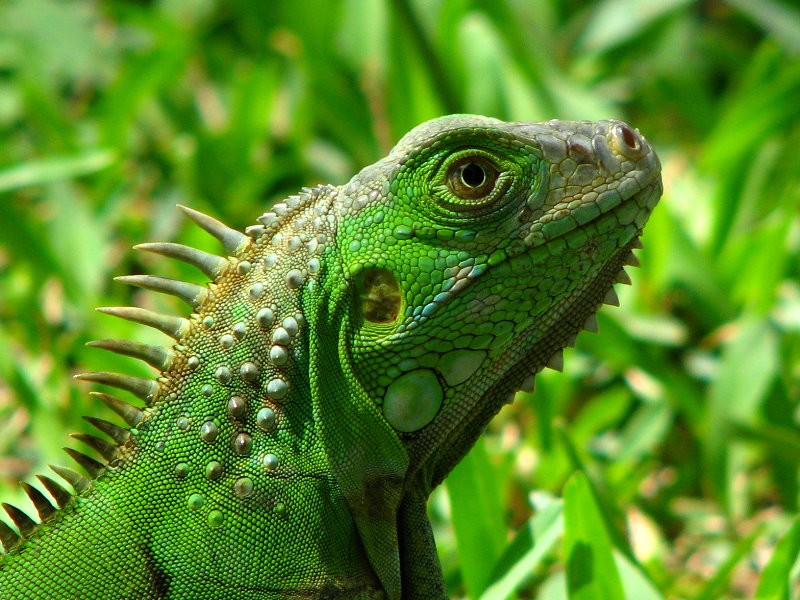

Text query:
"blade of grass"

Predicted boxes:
[[446, 437, 507, 599], [754, 516, 800, 600], [579, 0, 694, 53], [695, 524, 765, 600], [614, 550, 666, 600], [0, 150, 115, 193], [563, 470, 625, 600], [481, 499, 564, 600], [724, 0, 800, 55], [705, 319, 778, 511]]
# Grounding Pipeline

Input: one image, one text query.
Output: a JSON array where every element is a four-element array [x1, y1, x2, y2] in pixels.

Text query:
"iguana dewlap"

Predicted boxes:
[[0, 115, 661, 599]]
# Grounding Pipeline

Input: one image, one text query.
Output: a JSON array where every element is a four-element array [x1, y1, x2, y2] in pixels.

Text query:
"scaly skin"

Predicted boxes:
[[0, 115, 661, 599]]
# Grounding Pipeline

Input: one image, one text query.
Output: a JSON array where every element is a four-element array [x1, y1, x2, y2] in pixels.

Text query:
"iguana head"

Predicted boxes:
[[330, 114, 661, 486]]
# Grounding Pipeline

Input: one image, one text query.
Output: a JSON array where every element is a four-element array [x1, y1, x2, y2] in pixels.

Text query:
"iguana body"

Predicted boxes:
[[0, 115, 661, 599]]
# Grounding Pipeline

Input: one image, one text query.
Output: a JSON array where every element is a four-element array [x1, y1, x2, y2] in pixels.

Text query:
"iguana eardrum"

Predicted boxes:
[[0, 115, 661, 599]]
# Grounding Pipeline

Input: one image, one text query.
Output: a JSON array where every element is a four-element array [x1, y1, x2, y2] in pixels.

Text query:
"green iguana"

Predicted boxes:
[[0, 115, 661, 599]]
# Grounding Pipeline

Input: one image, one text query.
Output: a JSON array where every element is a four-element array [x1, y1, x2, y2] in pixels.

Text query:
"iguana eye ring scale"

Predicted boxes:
[[0, 115, 661, 599]]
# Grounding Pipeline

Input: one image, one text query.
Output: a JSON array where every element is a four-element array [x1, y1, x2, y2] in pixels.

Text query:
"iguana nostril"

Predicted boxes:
[[611, 123, 644, 158]]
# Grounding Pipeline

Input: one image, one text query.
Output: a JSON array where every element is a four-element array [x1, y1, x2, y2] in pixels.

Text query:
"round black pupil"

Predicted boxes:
[[461, 162, 485, 187]]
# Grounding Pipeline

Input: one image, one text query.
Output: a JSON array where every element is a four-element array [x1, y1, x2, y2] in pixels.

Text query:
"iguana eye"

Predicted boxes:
[[447, 157, 498, 200]]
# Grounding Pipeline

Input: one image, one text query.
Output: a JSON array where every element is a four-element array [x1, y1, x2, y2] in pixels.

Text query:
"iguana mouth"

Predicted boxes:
[[520, 166, 662, 252], [486, 176, 663, 396], [512, 212, 659, 393]]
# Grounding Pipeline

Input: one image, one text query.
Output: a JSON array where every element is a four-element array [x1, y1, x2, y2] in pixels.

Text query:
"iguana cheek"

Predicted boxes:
[[382, 369, 443, 432]]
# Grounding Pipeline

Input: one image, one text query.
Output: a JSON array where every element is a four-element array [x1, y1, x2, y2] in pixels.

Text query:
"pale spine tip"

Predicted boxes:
[[96, 306, 190, 340], [86, 339, 173, 371], [76, 371, 159, 404], [50, 465, 90, 494], [177, 204, 250, 255], [245, 224, 266, 239], [134, 242, 229, 281], [90, 392, 144, 426], [114, 275, 208, 309]]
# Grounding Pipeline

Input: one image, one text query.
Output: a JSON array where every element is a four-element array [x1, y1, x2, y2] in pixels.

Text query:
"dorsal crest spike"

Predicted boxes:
[[76, 372, 159, 404], [90, 392, 143, 426], [86, 339, 173, 371], [63, 448, 106, 478], [615, 268, 632, 285], [547, 349, 564, 372], [245, 224, 265, 239], [35, 475, 73, 509], [1, 503, 36, 538], [83, 416, 131, 446], [114, 275, 209, 309], [49, 465, 90, 494], [96, 306, 190, 340], [520, 375, 536, 393], [20, 482, 56, 521], [257, 212, 277, 227], [134, 242, 229, 280], [177, 204, 250, 255], [71, 433, 119, 462], [603, 287, 620, 306], [0, 519, 20, 551], [623, 251, 641, 267]]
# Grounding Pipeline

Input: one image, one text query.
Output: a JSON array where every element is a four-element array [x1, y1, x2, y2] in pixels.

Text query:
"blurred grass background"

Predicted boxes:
[[1, 0, 800, 598]]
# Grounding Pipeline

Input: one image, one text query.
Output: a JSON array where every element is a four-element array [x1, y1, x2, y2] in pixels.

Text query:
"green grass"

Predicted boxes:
[[1, 0, 800, 597]]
